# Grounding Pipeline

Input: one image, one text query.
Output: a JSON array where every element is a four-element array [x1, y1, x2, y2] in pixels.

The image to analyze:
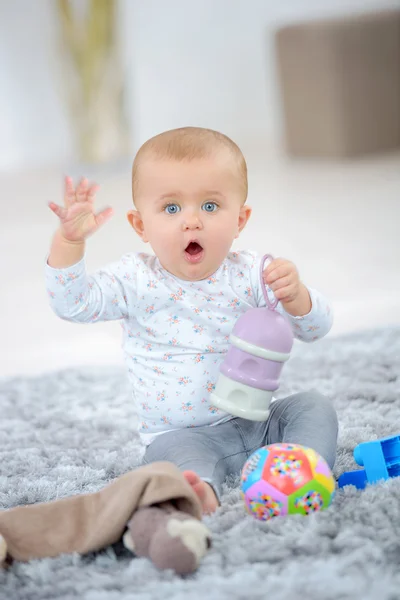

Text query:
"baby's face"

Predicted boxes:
[[129, 154, 251, 281]]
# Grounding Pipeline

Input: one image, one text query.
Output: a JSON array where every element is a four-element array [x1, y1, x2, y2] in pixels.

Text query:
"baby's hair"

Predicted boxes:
[[132, 126, 248, 203]]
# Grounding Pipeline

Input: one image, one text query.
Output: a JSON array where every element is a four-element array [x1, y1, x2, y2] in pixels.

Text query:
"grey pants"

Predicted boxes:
[[143, 390, 338, 500]]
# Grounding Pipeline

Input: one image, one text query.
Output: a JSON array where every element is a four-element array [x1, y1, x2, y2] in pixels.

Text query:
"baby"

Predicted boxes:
[[46, 127, 338, 514]]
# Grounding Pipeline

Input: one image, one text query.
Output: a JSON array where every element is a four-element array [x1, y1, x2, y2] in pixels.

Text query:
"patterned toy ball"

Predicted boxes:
[[241, 443, 335, 521]]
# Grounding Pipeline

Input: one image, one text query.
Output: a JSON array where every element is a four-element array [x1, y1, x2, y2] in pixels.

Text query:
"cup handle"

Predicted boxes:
[[259, 254, 279, 309]]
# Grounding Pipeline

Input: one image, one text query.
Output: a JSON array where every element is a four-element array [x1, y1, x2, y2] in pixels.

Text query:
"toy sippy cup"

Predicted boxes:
[[210, 254, 294, 421]]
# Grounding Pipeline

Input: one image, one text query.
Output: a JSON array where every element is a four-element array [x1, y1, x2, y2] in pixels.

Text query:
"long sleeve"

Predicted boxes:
[[248, 251, 333, 342], [44, 253, 138, 323], [277, 286, 333, 342]]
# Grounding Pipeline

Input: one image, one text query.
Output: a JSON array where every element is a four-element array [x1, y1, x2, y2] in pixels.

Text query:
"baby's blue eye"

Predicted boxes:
[[164, 203, 181, 215], [202, 202, 218, 213]]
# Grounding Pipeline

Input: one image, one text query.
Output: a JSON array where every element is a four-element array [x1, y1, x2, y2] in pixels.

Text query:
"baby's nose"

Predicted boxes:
[[182, 213, 202, 230]]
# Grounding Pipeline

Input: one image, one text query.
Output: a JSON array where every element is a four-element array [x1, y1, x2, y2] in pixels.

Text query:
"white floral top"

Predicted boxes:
[[45, 250, 333, 443]]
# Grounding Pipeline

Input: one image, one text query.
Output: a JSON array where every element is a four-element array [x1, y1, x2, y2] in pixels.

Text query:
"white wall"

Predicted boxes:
[[0, 1, 72, 170], [122, 0, 400, 154], [1, 0, 400, 170]]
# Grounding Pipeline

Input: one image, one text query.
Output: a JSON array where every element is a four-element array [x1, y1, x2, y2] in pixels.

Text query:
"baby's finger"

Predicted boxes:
[[264, 264, 290, 285], [63, 176, 75, 207], [264, 258, 285, 275], [76, 178, 89, 202], [87, 184, 100, 203], [273, 284, 297, 303], [49, 202, 67, 220], [94, 207, 114, 229], [269, 275, 292, 292], [274, 283, 299, 302]]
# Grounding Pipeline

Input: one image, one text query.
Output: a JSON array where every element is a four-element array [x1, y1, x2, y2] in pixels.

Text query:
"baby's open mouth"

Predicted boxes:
[[184, 241, 204, 264], [185, 241, 203, 256]]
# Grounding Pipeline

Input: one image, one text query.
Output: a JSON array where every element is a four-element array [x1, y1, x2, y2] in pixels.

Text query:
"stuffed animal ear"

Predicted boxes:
[[166, 518, 212, 561], [0, 534, 7, 567], [122, 530, 135, 554], [124, 505, 211, 574], [148, 516, 212, 574]]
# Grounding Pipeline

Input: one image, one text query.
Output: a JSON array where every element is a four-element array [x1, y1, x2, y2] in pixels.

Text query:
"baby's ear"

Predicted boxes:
[[237, 204, 252, 234], [127, 210, 149, 243]]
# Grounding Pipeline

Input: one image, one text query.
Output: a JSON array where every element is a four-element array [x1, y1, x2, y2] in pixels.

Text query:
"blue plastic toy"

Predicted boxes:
[[338, 434, 400, 489]]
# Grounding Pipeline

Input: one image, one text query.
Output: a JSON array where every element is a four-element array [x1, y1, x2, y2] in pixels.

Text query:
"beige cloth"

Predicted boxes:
[[0, 462, 202, 563]]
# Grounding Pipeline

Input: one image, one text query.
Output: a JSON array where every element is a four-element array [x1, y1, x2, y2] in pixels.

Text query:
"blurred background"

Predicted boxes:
[[0, 0, 399, 377]]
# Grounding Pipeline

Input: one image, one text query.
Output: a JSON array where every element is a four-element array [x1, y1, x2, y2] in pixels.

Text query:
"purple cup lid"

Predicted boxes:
[[230, 254, 293, 353], [231, 308, 293, 353]]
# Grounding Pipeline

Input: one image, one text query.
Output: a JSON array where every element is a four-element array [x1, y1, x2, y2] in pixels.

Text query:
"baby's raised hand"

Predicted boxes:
[[49, 177, 114, 243]]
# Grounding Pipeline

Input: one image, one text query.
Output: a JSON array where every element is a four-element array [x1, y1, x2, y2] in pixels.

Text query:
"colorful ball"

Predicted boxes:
[[240, 443, 335, 521]]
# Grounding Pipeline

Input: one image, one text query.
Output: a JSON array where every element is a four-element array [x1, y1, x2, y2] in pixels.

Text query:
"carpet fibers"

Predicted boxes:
[[1, 328, 399, 600]]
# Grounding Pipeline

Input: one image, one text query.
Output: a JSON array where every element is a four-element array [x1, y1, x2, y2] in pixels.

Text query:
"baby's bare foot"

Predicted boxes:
[[183, 470, 219, 514]]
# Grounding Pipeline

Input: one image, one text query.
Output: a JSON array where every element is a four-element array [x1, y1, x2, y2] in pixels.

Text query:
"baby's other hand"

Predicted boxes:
[[48, 176, 114, 243], [262, 258, 301, 304], [263, 257, 311, 315]]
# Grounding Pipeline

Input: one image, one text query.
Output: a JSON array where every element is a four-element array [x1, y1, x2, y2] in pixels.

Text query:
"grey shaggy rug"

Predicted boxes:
[[1, 327, 400, 600]]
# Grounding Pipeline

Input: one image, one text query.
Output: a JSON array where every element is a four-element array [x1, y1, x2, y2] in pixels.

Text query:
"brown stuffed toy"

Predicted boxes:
[[0, 462, 212, 575], [123, 501, 211, 574]]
